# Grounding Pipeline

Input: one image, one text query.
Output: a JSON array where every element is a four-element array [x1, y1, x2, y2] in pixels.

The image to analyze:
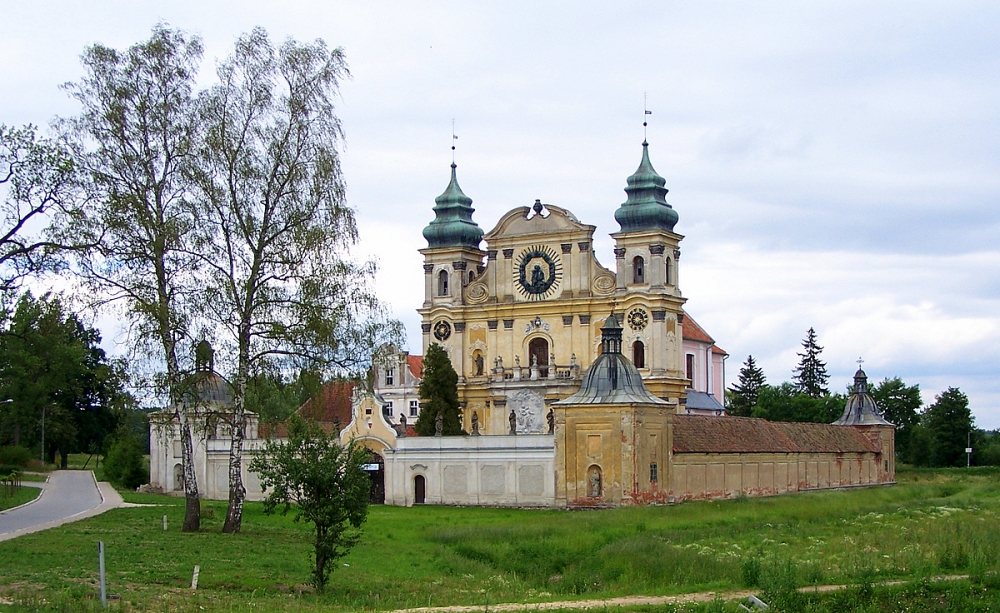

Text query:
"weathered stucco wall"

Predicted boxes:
[[383, 435, 556, 507]]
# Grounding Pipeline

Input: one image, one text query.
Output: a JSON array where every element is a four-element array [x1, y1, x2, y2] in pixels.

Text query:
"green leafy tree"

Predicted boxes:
[[870, 377, 922, 460], [792, 328, 829, 398], [416, 343, 462, 436], [250, 415, 370, 591], [728, 355, 766, 417], [103, 431, 148, 490], [752, 383, 845, 424], [0, 293, 126, 465], [192, 28, 401, 533], [923, 387, 973, 467], [58, 25, 205, 531]]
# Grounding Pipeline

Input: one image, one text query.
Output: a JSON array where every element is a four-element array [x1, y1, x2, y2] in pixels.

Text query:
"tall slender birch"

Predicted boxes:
[[57, 26, 205, 531], [194, 29, 400, 533]]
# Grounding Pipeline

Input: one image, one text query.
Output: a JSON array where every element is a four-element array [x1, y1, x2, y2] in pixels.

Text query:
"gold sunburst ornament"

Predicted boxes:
[[513, 245, 562, 301]]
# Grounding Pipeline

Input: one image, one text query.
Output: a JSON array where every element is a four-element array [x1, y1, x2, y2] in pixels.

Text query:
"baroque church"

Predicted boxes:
[[149, 138, 895, 508]]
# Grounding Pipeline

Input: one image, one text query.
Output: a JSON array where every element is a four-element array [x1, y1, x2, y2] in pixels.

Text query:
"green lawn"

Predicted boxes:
[[1, 467, 1000, 612], [0, 483, 41, 511]]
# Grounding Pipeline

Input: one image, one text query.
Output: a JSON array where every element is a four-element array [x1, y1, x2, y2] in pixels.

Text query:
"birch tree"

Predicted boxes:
[[193, 29, 401, 533], [57, 25, 206, 531]]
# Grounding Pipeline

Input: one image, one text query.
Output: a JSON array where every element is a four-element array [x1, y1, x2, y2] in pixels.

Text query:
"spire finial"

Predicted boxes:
[[643, 93, 651, 144], [857, 356, 864, 368], [451, 119, 457, 165]]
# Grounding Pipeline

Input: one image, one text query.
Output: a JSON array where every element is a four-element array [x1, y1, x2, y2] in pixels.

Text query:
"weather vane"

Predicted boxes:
[[451, 119, 457, 164], [643, 93, 652, 142], [857, 357, 864, 367]]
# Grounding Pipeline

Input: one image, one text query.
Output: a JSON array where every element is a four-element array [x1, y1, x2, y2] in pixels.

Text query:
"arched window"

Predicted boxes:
[[468, 270, 476, 283], [633, 340, 645, 368], [437, 270, 449, 296], [528, 337, 549, 376], [665, 258, 672, 285], [173, 464, 183, 491], [633, 256, 645, 283]]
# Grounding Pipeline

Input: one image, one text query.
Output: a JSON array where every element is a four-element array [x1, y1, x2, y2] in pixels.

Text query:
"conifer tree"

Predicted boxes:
[[728, 355, 766, 417], [793, 328, 829, 398], [415, 344, 462, 436]]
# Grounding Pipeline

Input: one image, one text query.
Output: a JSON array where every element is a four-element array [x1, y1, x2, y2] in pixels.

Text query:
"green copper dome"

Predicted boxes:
[[614, 142, 679, 233], [422, 163, 483, 249]]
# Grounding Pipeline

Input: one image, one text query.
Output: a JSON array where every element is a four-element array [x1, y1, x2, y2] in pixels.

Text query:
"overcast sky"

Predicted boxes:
[[4, 2, 999, 425]]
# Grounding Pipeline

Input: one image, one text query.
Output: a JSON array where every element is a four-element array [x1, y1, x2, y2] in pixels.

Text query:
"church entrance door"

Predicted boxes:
[[529, 337, 549, 377], [414, 475, 426, 504], [363, 452, 385, 504]]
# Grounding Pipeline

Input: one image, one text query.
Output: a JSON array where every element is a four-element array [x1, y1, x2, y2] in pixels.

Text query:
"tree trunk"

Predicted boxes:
[[12, 422, 19, 447], [178, 412, 200, 532], [223, 368, 247, 533]]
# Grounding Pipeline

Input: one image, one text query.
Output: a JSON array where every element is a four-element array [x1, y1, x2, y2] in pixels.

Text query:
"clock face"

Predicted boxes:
[[514, 246, 562, 301], [433, 320, 452, 341], [628, 308, 648, 331]]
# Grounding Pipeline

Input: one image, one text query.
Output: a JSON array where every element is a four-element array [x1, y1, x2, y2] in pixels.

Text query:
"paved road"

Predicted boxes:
[[0, 470, 121, 541]]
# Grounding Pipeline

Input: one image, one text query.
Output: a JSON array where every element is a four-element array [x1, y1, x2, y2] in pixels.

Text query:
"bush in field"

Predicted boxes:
[[102, 434, 147, 490], [0, 446, 32, 467]]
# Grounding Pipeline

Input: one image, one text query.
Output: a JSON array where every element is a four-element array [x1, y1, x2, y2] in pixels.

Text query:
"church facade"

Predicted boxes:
[[416, 141, 725, 440]]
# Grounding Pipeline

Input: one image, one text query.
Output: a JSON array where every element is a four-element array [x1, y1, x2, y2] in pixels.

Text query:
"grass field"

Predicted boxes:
[[1, 467, 1000, 612], [0, 483, 41, 511]]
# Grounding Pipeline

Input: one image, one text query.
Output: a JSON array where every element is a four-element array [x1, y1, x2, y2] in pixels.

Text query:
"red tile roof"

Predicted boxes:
[[711, 345, 728, 356], [407, 355, 424, 379], [681, 311, 715, 344], [261, 381, 356, 438], [671, 415, 880, 454]]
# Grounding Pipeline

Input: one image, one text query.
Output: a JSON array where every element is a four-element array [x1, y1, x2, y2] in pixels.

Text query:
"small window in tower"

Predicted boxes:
[[438, 270, 449, 296], [469, 270, 476, 283], [685, 354, 695, 384], [385, 367, 394, 386], [633, 256, 645, 284], [650, 462, 658, 483], [633, 340, 645, 368], [665, 258, 672, 285]]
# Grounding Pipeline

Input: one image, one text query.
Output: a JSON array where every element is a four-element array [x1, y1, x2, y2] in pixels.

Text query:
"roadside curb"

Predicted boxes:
[[0, 482, 46, 516], [0, 471, 124, 543]]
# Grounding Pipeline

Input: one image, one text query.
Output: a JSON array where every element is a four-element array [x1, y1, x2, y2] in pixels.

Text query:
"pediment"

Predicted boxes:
[[484, 204, 595, 241]]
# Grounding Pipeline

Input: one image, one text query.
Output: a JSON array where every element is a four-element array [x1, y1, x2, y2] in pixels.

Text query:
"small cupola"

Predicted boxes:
[[556, 313, 667, 405], [422, 163, 484, 249], [614, 142, 679, 233], [833, 365, 892, 426]]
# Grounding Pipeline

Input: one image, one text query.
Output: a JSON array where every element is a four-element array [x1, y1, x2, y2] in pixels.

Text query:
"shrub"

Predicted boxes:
[[102, 434, 148, 490], [0, 446, 32, 467]]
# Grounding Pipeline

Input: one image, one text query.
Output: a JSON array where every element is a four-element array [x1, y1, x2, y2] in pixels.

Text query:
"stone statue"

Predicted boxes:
[[589, 467, 601, 497], [546, 407, 554, 434], [514, 355, 520, 367], [398, 414, 407, 437], [550, 353, 556, 366], [471, 410, 480, 436], [530, 264, 545, 291], [434, 413, 443, 436], [531, 354, 538, 367], [509, 410, 517, 435], [497, 355, 503, 369], [475, 354, 484, 376], [570, 353, 577, 366]]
